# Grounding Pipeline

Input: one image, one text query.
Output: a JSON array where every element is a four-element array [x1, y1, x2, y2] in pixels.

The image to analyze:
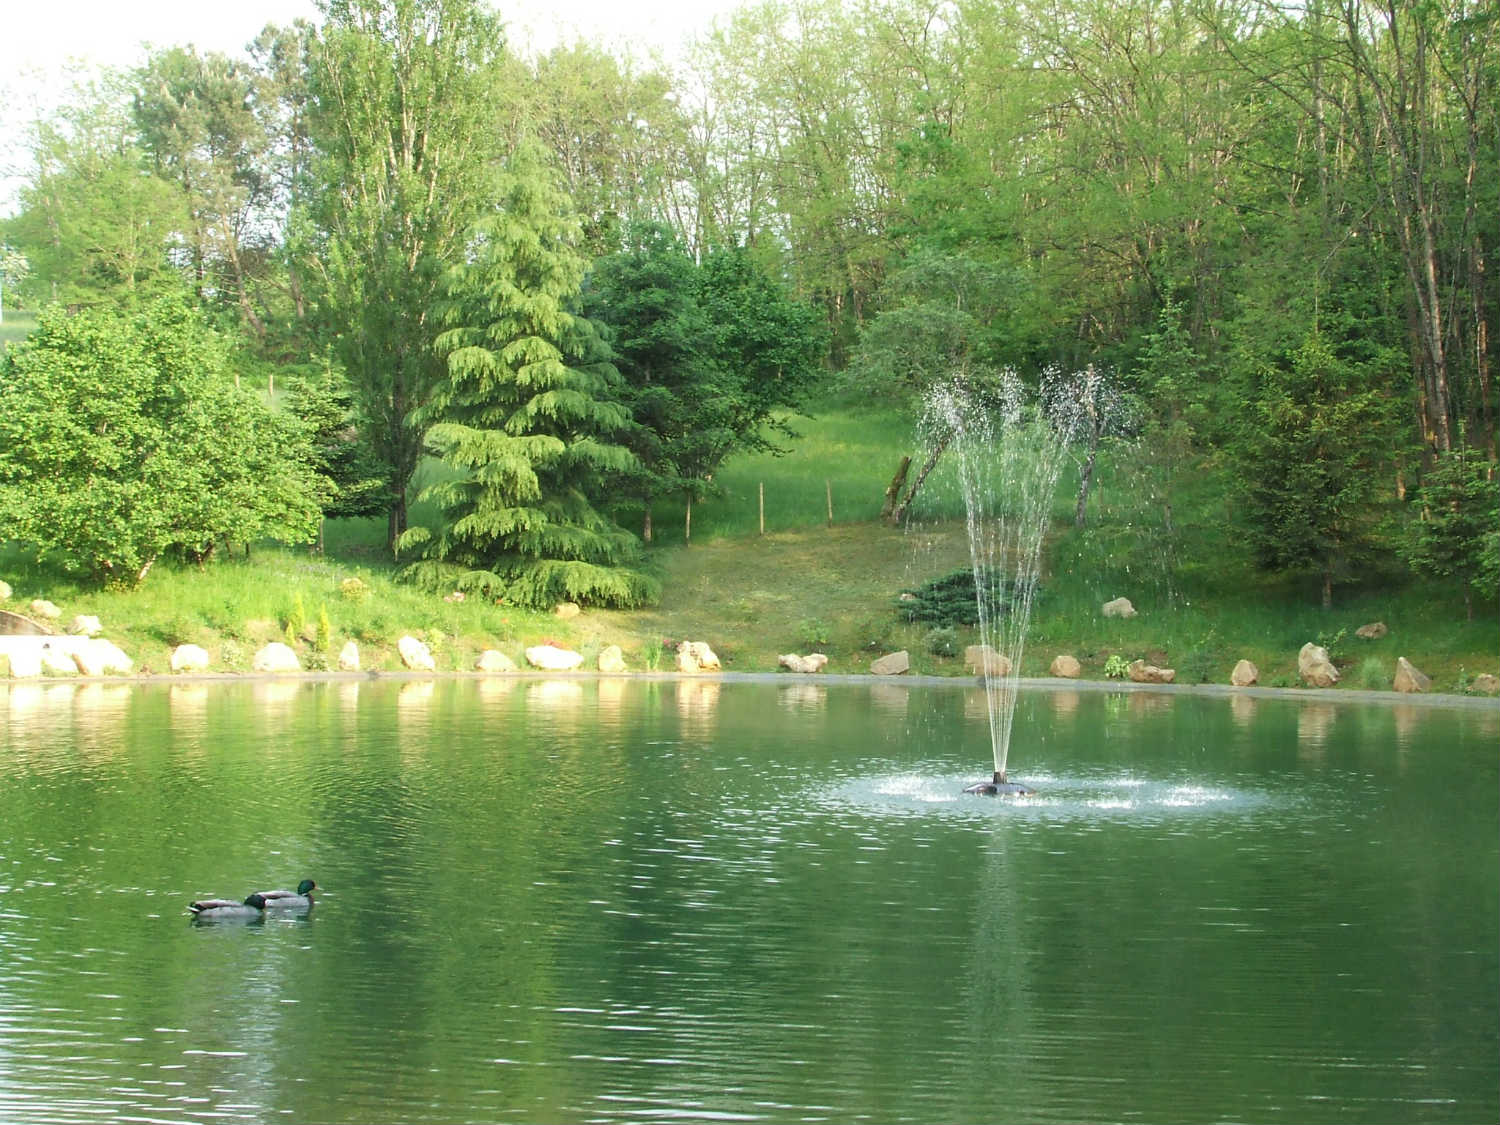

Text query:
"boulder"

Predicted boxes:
[[1472, 673, 1500, 695], [338, 641, 361, 672], [1230, 659, 1259, 687], [475, 649, 517, 674], [554, 602, 582, 620], [676, 641, 721, 673], [252, 642, 301, 674], [1102, 597, 1137, 619], [68, 614, 104, 637], [1049, 654, 1082, 678], [1297, 642, 1340, 688], [1127, 659, 1176, 684], [0, 579, 11, 600], [1355, 621, 1389, 640], [964, 644, 1012, 677], [40, 643, 78, 675], [870, 650, 910, 676], [30, 599, 62, 620], [779, 652, 829, 674], [526, 644, 583, 671], [170, 644, 211, 673], [1392, 656, 1430, 694], [75, 639, 134, 676], [598, 645, 628, 674], [398, 634, 437, 672]]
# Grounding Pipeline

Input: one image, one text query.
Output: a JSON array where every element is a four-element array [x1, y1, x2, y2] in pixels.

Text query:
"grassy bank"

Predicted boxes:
[[3, 404, 1496, 693]]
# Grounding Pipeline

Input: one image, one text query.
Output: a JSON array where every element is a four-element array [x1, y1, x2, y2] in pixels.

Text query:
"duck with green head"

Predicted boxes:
[[255, 879, 317, 909], [188, 892, 268, 920]]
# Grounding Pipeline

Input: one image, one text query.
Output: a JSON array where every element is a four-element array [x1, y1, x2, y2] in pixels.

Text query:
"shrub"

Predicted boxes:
[[340, 577, 371, 603], [796, 617, 831, 649], [0, 300, 323, 585], [1356, 657, 1387, 691], [1103, 654, 1130, 679], [898, 569, 979, 627], [924, 626, 958, 657]]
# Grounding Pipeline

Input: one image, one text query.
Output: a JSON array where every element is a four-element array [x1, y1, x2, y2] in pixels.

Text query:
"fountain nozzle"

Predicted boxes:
[[963, 771, 1036, 797]]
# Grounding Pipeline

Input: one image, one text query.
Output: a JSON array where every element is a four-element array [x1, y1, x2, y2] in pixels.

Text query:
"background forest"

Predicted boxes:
[[0, 0, 1495, 641]]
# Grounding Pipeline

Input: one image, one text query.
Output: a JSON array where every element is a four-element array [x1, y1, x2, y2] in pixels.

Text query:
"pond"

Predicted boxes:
[[1, 676, 1496, 1124]]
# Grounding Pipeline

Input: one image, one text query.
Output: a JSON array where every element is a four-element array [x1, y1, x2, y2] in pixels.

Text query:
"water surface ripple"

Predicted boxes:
[[1, 679, 1495, 1123]]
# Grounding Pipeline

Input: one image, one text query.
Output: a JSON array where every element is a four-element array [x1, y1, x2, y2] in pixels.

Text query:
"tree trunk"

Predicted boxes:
[[1075, 441, 1098, 528], [891, 435, 951, 525], [642, 497, 653, 544], [1074, 406, 1104, 528], [388, 494, 407, 555], [880, 455, 912, 522]]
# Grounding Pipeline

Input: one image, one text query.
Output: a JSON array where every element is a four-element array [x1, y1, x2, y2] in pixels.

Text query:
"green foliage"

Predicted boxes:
[[585, 221, 727, 531], [924, 625, 958, 657], [304, 0, 509, 545], [1356, 657, 1387, 691], [283, 368, 392, 520], [1103, 654, 1130, 679], [851, 251, 1022, 402], [1399, 446, 1498, 618], [401, 143, 657, 610], [1314, 627, 1348, 666], [1232, 333, 1394, 608], [0, 300, 324, 586], [585, 224, 825, 539], [796, 618, 831, 649], [896, 568, 980, 627], [284, 592, 308, 645], [340, 576, 371, 603]]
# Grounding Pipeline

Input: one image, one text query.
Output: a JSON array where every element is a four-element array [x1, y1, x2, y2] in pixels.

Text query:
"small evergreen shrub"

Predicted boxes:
[[898, 569, 979, 627]]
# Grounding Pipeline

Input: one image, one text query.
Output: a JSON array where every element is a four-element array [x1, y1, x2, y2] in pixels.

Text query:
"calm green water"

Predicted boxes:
[[1, 677, 1496, 1124]]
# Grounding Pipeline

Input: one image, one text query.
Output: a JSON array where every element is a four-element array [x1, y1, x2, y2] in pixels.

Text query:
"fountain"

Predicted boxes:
[[919, 369, 1107, 797]]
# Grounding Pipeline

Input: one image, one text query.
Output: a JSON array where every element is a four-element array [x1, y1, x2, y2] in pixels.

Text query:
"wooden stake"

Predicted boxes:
[[759, 482, 765, 535], [826, 479, 833, 527]]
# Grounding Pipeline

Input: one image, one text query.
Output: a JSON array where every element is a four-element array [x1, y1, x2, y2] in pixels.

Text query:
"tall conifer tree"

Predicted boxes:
[[400, 143, 656, 609]]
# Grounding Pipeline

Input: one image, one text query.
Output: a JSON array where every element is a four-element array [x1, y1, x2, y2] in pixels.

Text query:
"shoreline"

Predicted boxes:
[[5, 667, 1498, 711]]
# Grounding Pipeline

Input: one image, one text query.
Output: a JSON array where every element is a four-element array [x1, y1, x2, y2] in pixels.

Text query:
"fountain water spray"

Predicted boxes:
[[919, 369, 1107, 796]]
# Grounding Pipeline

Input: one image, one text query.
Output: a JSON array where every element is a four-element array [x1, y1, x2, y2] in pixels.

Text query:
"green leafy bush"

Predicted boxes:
[[797, 617, 832, 649], [925, 626, 958, 657], [0, 300, 324, 586], [1104, 654, 1130, 679], [1356, 657, 1387, 690]]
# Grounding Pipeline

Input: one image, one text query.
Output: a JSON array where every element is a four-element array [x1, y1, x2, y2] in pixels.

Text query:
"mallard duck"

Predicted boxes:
[[188, 893, 268, 919], [255, 879, 317, 909]]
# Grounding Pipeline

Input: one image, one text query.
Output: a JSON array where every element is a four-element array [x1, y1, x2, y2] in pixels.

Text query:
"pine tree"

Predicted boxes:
[[399, 143, 657, 609]]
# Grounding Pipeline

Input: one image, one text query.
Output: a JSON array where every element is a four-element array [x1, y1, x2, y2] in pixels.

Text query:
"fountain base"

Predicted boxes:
[[963, 772, 1035, 797]]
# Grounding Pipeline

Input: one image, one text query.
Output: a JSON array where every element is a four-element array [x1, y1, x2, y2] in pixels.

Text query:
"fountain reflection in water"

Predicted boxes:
[[920, 369, 1114, 793]]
